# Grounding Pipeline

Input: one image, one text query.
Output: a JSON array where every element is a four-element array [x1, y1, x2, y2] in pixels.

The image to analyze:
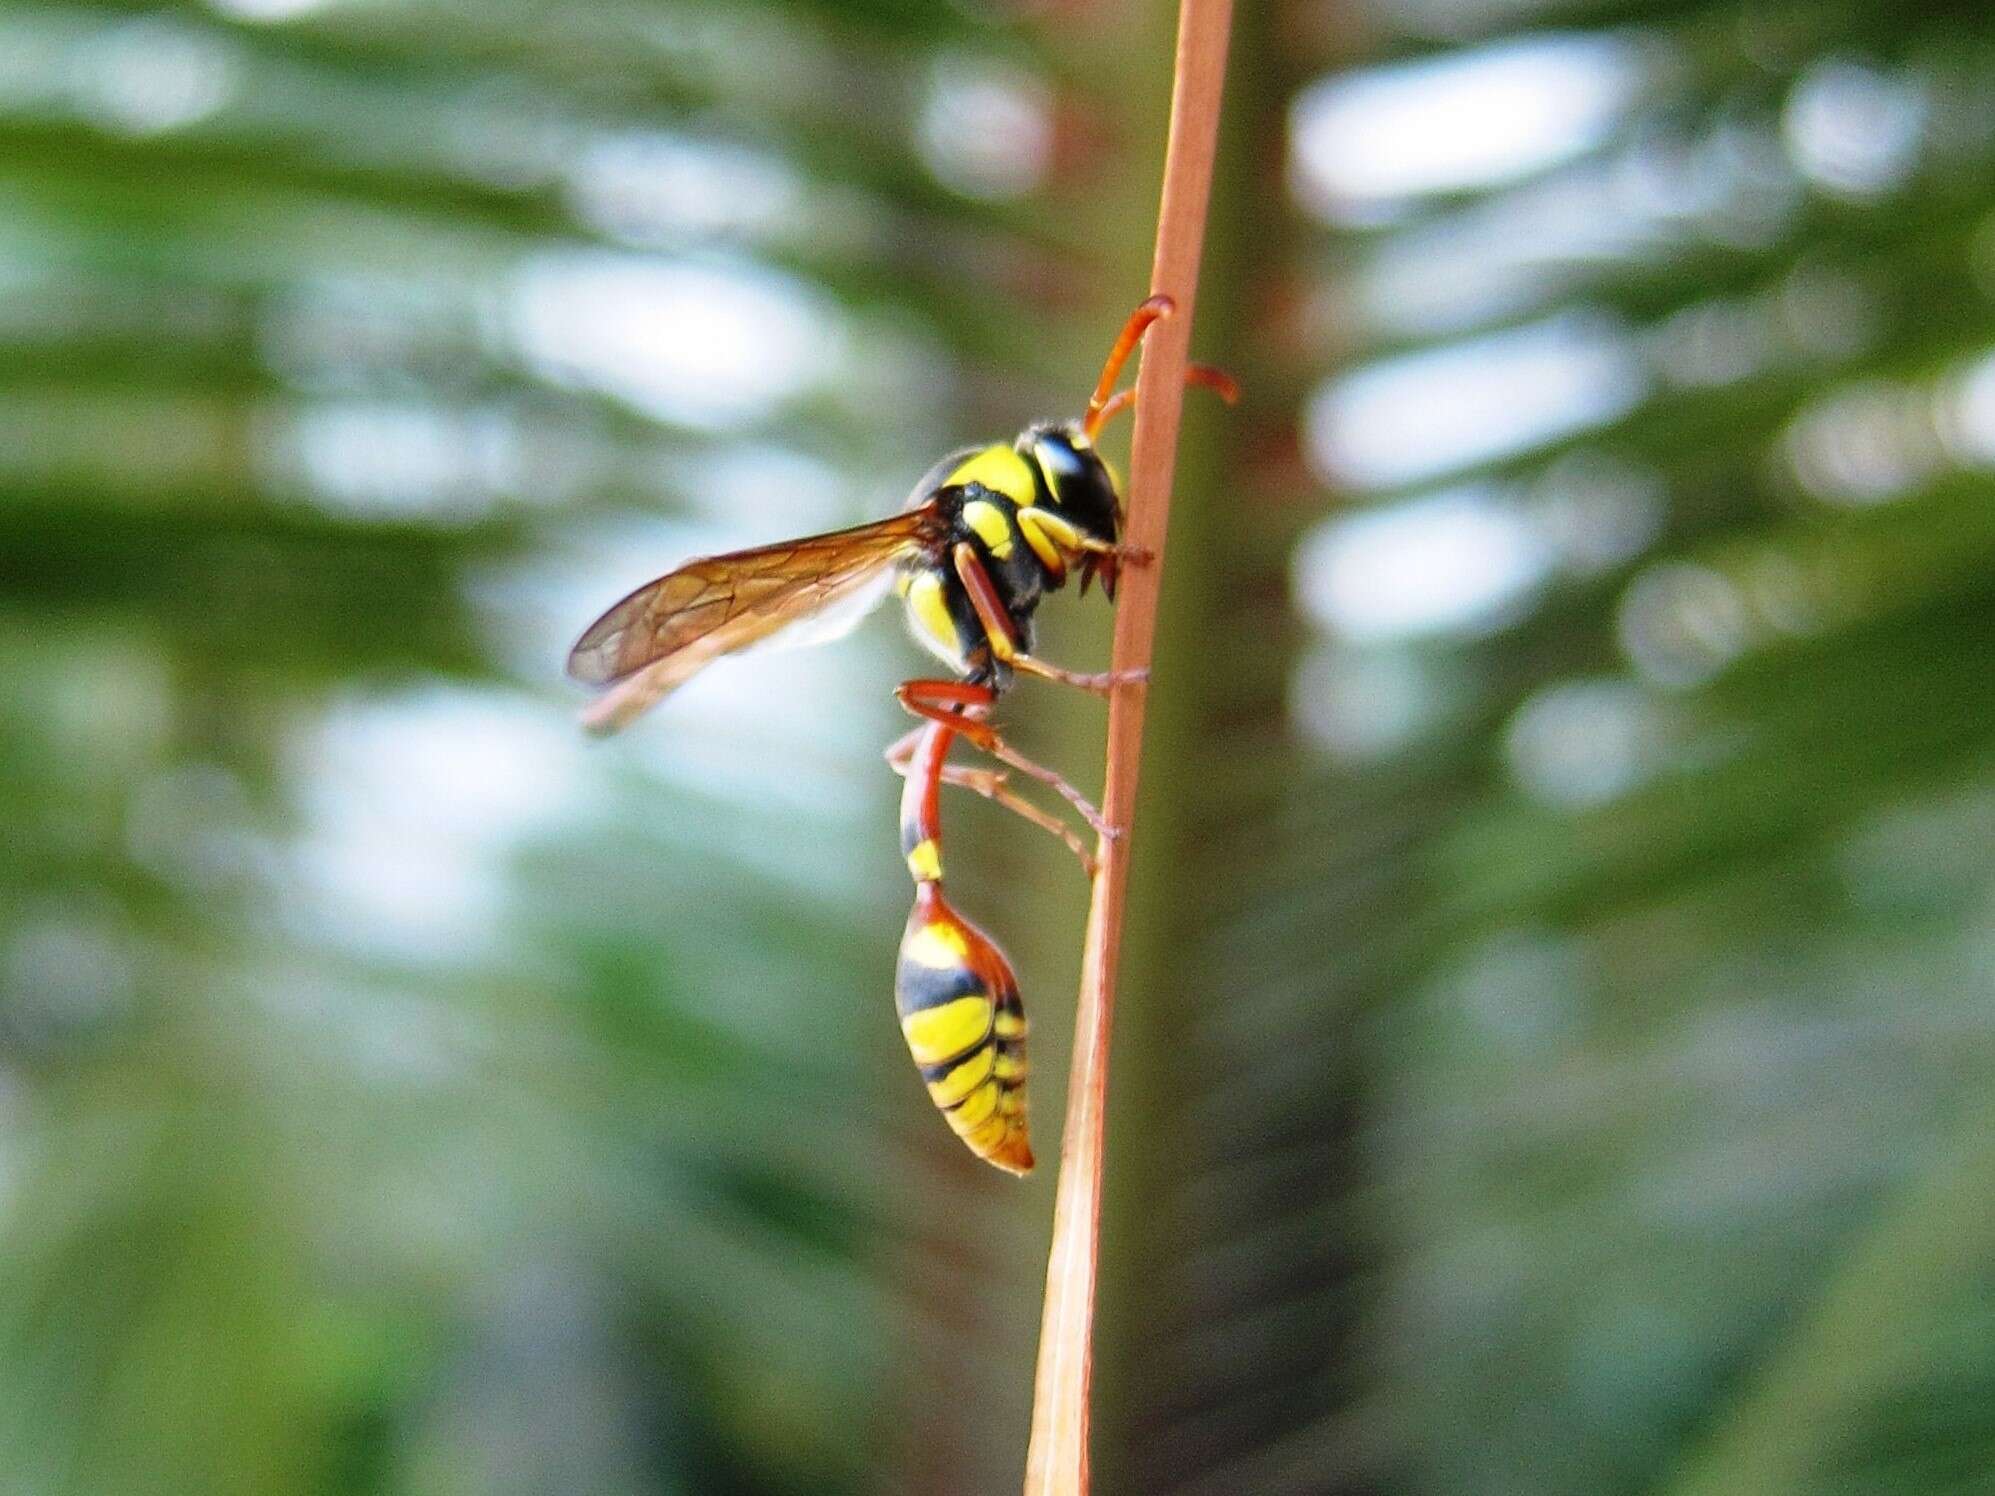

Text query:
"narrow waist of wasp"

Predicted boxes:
[[899, 717, 955, 887]]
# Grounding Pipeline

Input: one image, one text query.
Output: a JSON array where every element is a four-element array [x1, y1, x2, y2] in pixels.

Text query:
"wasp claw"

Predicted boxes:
[[1074, 805, 1118, 840]]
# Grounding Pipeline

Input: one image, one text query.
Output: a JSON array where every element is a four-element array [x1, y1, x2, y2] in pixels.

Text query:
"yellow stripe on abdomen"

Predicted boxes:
[[951, 1079, 1000, 1129], [900, 993, 992, 1067], [927, 1045, 995, 1108], [901, 919, 969, 970]]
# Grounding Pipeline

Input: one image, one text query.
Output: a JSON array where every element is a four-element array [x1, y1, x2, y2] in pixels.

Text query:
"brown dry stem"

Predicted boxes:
[[1021, 2, 1234, 1491]]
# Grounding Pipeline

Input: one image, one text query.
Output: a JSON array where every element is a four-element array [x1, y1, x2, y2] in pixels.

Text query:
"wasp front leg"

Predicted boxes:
[[1077, 537, 1155, 569], [950, 543, 1149, 697]]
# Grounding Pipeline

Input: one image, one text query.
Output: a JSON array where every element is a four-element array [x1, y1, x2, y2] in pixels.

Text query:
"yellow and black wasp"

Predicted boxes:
[[568, 298, 1233, 1173]]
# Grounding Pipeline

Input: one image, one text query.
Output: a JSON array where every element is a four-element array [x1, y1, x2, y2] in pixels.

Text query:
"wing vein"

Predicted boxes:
[[566, 505, 944, 734]]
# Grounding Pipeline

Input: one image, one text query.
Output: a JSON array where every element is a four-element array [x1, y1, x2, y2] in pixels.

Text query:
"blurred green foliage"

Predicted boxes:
[[0, 0, 1992, 1493]]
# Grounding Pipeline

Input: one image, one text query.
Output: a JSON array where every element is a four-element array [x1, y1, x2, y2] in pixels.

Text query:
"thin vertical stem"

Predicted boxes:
[[1022, 3, 1233, 1491]]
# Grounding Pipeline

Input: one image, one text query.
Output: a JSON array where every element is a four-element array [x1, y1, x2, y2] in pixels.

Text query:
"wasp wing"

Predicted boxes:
[[567, 506, 945, 735], [753, 564, 897, 655]]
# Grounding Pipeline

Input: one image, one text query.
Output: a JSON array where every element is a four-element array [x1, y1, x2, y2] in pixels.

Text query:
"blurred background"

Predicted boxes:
[[3, 0, 1994, 1491]]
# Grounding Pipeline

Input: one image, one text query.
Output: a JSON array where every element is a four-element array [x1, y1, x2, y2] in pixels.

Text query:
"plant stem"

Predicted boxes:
[[1022, 3, 1233, 1491]]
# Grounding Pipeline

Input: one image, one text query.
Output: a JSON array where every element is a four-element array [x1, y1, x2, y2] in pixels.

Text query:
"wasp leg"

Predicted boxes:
[[951, 542, 1149, 697], [895, 678, 1119, 841], [1077, 536, 1155, 569], [1016, 658, 1150, 695], [885, 729, 1096, 877], [1083, 295, 1175, 442]]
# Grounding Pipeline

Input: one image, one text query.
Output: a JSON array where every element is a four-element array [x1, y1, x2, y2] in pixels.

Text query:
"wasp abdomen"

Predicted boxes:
[[894, 888, 1032, 1175]]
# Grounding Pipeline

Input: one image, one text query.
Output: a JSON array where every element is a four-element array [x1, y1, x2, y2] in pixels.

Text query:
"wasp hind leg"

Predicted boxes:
[[885, 726, 1098, 878], [894, 678, 1118, 843]]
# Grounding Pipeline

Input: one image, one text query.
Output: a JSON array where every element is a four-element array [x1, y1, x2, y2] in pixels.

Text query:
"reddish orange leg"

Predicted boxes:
[[895, 678, 1119, 842], [1089, 361, 1242, 434], [885, 727, 1097, 877], [1083, 295, 1175, 442], [952, 543, 1149, 697]]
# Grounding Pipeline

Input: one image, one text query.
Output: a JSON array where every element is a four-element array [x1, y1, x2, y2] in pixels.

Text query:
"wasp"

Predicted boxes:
[[569, 298, 1233, 1173]]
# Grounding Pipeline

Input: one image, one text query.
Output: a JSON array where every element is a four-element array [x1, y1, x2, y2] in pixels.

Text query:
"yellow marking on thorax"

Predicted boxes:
[[947, 445, 1036, 506], [905, 838, 941, 883], [901, 994, 992, 1066], [962, 498, 1014, 560], [902, 570, 959, 662]]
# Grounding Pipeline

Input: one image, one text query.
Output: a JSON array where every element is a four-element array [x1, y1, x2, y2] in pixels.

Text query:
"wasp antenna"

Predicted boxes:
[[1090, 388, 1138, 432], [1084, 361, 1240, 437], [1082, 295, 1175, 442], [1187, 362, 1240, 405]]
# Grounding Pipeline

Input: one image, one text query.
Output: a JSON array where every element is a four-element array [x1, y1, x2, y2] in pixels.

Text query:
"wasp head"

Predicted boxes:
[[1021, 421, 1123, 598]]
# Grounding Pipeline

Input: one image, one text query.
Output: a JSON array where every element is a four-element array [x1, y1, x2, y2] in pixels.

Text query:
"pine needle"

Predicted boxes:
[[1022, 3, 1234, 1490]]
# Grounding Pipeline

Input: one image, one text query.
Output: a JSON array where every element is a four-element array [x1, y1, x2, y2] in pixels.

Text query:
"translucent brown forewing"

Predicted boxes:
[[567, 505, 946, 734]]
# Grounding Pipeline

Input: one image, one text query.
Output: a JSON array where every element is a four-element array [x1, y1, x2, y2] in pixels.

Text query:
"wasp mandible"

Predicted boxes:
[[569, 298, 1234, 1172]]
